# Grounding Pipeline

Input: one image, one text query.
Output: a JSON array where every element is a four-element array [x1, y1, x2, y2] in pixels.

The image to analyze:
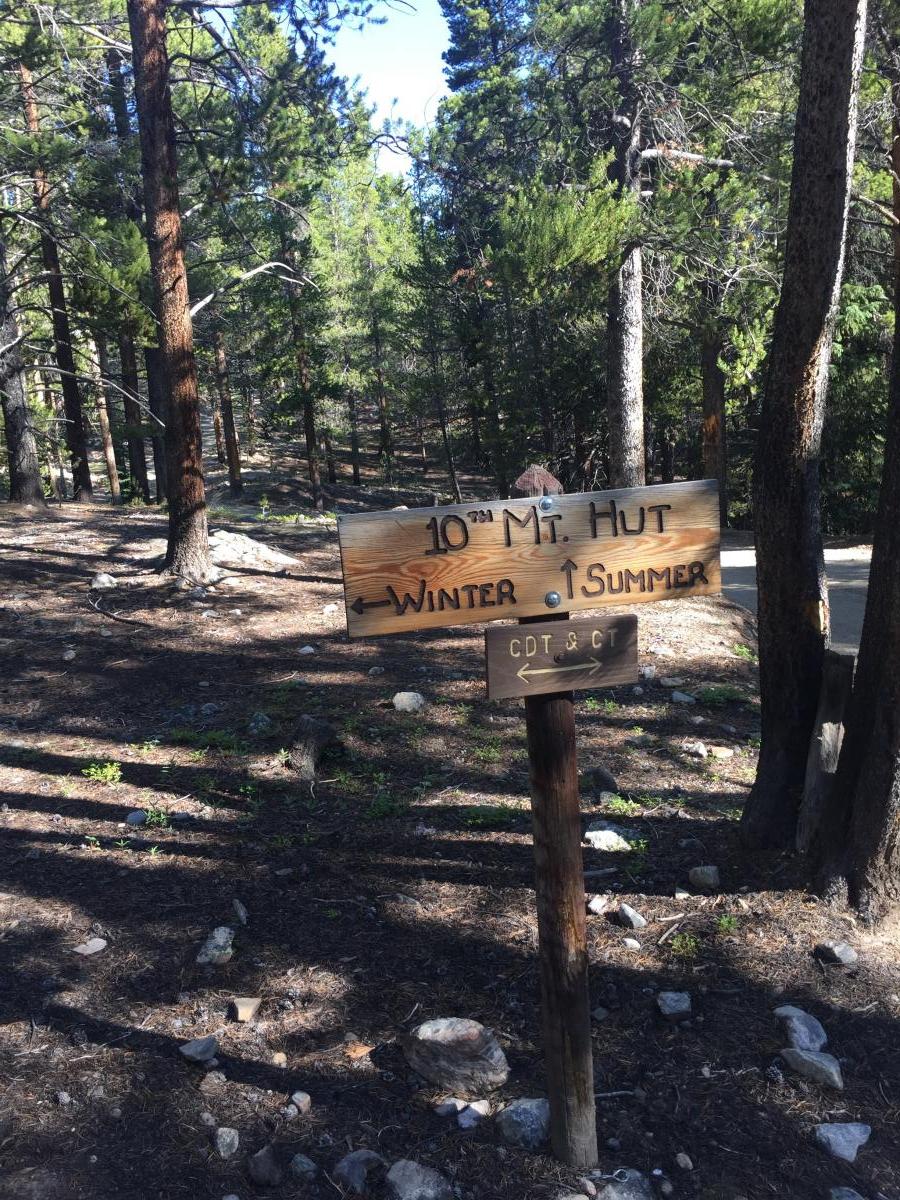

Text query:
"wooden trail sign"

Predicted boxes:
[[338, 478, 721, 638], [485, 614, 638, 699]]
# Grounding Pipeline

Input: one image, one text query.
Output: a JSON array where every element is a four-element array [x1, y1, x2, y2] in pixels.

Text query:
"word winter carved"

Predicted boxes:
[[338, 479, 721, 637]]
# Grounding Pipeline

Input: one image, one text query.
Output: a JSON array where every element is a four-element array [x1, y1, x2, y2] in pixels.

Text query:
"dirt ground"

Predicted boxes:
[[1, 435, 899, 1200]]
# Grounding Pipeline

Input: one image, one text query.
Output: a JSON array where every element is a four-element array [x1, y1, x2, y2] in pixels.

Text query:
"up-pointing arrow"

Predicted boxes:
[[560, 558, 578, 600]]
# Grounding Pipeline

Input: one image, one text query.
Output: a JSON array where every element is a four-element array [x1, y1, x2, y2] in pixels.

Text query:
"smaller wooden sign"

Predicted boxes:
[[485, 615, 638, 700]]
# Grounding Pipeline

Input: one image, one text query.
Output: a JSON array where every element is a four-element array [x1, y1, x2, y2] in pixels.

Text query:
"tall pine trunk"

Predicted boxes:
[[213, 331, 242, 496], [127, 0, 211, 579], [740, 0, 867, 851], [144, 344, 168, 501], [89, 335, 122, 504], [606, 0, 645, 488], [347, 386, 361, 486], [814, 69, 900, 922], [119, 329, 151, 502], [0, 238, 44, 505], [701, 319, 728, 525], [19, 63, 92, 500]]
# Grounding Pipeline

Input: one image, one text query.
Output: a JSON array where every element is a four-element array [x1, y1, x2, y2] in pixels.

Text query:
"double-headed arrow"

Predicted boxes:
[[516, 655, 603, 683]]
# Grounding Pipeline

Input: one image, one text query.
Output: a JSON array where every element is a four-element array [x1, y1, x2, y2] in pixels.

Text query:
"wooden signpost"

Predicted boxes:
[[337, 469, 721, 1170], [485, 614, 638, 700]]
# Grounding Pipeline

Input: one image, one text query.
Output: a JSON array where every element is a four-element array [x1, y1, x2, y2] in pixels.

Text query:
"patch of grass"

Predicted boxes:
[[628, 835, 649, 862], [365, 793, 404, 820], [462, 803, 519, 829], [716, 914, 738, 933], [584, 696, 619, 714], [695, 684, 746, 706], [747, 735, 761, 749], [133, 738, 160, 755], [169, 728, 247, 755], [733, 642, 758, 663], [605, 794, 641, 816], [145, 806, 170, 828], [670, 932, 700, 958], [269, 834, 295, 849], [472, 734, 503, 764], [147, 844, 161, 857], [82, 760, 122, 785]]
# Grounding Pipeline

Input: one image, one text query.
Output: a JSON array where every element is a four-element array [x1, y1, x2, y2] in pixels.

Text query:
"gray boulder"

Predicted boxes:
[[333, 1149, 385, 1194], [583, 764, 619, 794], [774, 1005, 828, 1052], [248, 712, 274, 736], [597, 1169, 654, 1199], [386, 1160, 453, 1200], [248, 1143, 283, 1187], [402, 1018, 509, 1094], [584, 821, 632, 852], [780, 1049, 843, 1090], [815, 941, 858, 967], [828, 1190, 867, 1200], [214, 1127, 239, 1159], [616, 903, 647, 930], [91, 573, 117, 590], [196, 926, 235, 966], [289, 1153, 318, 1181], [657, 992, 692, 1022], [815, 1122, 871, 1162], [393, 692, 427, 713], [495, 1097, 550, 1149], [179, 1035, 218, 1063], [688, 864, 720, 891]]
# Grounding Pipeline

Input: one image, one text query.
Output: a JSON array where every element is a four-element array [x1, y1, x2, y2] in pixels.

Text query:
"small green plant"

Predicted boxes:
[[84, 835, 102, 851], [747, 736, 761, 749], [695, 684, 746, 706], [145, 807, 170, 828], [324, 907, 340, 919], [133, 738, 160, 755], [605, 794, 640, 816], [258, 493, 271, 520], [670, 932, 700, 958], [463, 803, 518, 829], [716, 914, 738, 934], [82, 761, 122, 785], [114, 838, 130, 849], [147, 844, 161, 857], [170, 728, 246, 755], [270, 834, 295, 849], [366, 793, 403, 820], [733, 643, 758, 663], [472, 734, 503, 764], [276, 747, 292, 766]]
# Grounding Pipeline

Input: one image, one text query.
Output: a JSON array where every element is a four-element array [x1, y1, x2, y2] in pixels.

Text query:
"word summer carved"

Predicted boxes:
[[338, 478, 721, 636]]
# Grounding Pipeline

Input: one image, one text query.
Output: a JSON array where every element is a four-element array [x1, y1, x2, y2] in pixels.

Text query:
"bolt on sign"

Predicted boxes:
[[485, 615, 638, 700], [337, 479, 720, 638]]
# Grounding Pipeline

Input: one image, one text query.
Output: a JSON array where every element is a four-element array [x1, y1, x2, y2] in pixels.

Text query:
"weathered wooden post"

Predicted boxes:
[[515, 465, 598, 1168]]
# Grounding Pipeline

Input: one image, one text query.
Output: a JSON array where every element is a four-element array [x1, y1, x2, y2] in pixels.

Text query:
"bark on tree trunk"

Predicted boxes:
[[43, 371, 66, 501], [213, 330, 242, 496], [701, 321, 728, 525], [0, 238, 45, 505], [279, 233, 321, 510], [347, 388, 361, 486], [322, 427, 337, 486], [606, 0, 645, 489], [740, 0, 867, 851], [89, 336, 122, 504], [143, 344, 168, 501], [19, 62, 93, 500], [127, 0, 211, 580], [211, 391, 227, 465], [813, 69, 900, 922], [118, 329, 151, 502]]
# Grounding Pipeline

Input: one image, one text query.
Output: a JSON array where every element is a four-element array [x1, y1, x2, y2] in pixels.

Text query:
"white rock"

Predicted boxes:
[[214, 1127, 239, 1158], [639, 665, 657, 680], [91, 573, 117, 590], [622, 938, 642, 951], [196, 926, 235, 966], [433, 1097, 466, 1116], [386, 1159, 452, 1200], [73, 937, 107, 956], [709, 746, 734, 760], [587, 895, 610, 916], [62, 649, 76, 662], [780, 1048, 843, 1089], [660, 676, 685, 688], [495, 1098, 550, 1149], [290, 1090, 311, 1114], [457, 1099, 490, 1129], [814, 1122, 870, 1162], [617, 903, 647, 930], [774, 1005, 828, 1052], [298, 645, 316, 656], [681, 740, 707, 759], [688, 864, 720, 891], [393, 691, 427, 713], [675, 1152, 693, 1171], [584, 821, 632, 852]]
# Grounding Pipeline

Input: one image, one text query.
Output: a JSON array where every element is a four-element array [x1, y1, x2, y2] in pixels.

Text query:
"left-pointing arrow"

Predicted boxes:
[[350, 596, 392, 615]]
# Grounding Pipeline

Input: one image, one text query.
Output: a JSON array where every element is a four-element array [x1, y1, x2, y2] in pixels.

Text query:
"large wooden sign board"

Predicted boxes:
[[485, 615, 638, 699], [337, 479, 720, 638]]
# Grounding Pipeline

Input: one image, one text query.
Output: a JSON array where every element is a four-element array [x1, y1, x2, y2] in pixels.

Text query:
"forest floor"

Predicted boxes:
[[1, 425, 899, 1200]]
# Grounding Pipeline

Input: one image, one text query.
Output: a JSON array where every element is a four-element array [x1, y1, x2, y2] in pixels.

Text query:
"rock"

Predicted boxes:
[[640, 664, 657, 680], [214, 1127, 239, 1158], [583, 764, 620, 793], [632, 687, 644, 697], [670, 691, 696, 704], [281, 1103, 299, 1119], [232, 898, 249, 926], [333, 1149, 385, 1194], [402, 1017, 509, 1094], [688, 864, 720, 891], [709, 746, 734, 760], [780, 1049, 843, 1089], [230, 997, 261, 1023], [248, 1142, 283, 1187], [591, 1006, 610, 1023], [584, 821, 632, 852], [616, 903, 647, 930], [248, 712, 274, 736], [587, 895, 609, 916], [828, 1190, 867, 1200], [774, 1005, 828, 1052], [55, 1090, 72, 1106], [91, 573, 117, 590], [62, 649, 76, 662], [657, 992, 692, 1022], [393, 691, 427, 713], [199, 1111, 216, 1127], [290, 1090, 311, 1114], [368, 665, 386, 676], [209, 529, 299, 569], [196, 926, 235, 966], [681, 740, 707, 759], [271, 1051, 287, 1067], [659, 676, 685, 688], [179, 1036, 218, 1064], [199, 1071, 227, 1095], [814, 1123, 871, 1162], [675, 1152, 693, 1171], [125, 810, 147, 826], [495, 1098, 550, 1149], [623, 938, 642, 951], [290, 1153, 319, 1181], [386, 1159, 453, 1200], [73, 937, 107, 955], [457, 1099, 491, 1129], [596, 1168, 654, 1199], [433, 1097, 466, 1116], [815, 940, 858, 967], [674, 885, 691, 900]]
